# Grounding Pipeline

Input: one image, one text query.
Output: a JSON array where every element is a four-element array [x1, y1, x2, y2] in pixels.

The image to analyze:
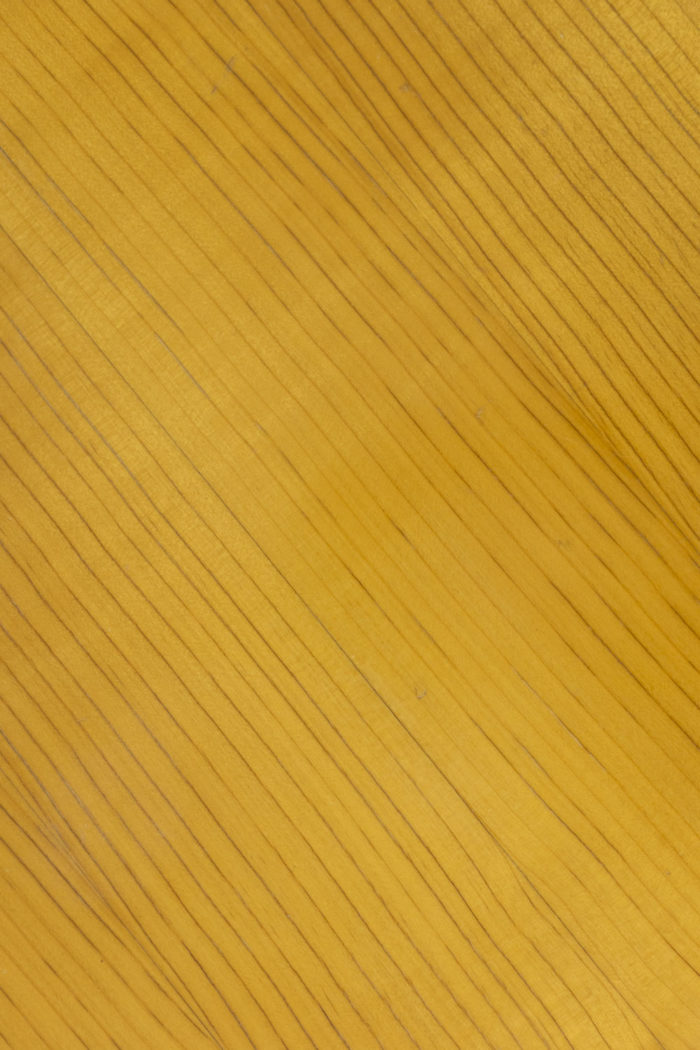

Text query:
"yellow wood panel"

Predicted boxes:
[[1, 0, 699, 1046]]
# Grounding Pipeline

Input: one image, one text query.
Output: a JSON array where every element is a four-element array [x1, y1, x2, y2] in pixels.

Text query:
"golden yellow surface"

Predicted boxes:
[[1, 0, 699, 1046]]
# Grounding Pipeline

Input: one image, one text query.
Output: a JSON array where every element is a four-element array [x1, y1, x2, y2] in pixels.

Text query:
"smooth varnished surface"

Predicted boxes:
[[1, 0, 699, 1047]]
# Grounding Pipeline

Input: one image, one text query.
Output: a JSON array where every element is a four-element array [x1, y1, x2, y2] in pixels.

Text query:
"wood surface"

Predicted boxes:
[[1, 0, 699, 1046]]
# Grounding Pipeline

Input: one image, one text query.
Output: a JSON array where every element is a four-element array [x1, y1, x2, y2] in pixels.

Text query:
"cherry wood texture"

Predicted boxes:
[[1, 0, 699, 1047]]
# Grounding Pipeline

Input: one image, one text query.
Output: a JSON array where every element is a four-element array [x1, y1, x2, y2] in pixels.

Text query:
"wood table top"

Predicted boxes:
[[1, 1, 698, 1046]]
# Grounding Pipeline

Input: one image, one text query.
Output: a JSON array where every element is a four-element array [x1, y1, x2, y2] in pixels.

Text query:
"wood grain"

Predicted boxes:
[[1, 0, 699, 1046]]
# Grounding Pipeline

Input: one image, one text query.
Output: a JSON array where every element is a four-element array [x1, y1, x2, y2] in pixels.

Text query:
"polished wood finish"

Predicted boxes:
[[1, 0, 699, 1046]]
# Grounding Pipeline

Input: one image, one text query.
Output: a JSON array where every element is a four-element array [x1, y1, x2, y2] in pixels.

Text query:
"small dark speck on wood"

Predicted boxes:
[[211, 56, 235, 94]]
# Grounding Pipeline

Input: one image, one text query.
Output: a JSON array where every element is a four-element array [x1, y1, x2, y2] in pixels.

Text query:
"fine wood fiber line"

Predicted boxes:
[[0, 0, 698, 1047]]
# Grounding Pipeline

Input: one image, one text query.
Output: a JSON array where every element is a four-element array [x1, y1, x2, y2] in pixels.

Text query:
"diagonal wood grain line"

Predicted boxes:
[[1, 0, 699, 1047]]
